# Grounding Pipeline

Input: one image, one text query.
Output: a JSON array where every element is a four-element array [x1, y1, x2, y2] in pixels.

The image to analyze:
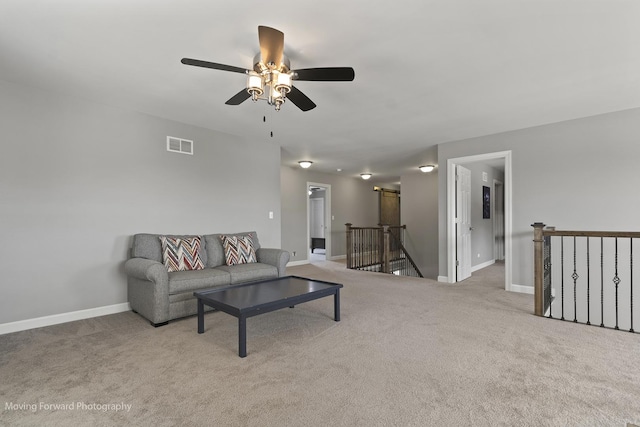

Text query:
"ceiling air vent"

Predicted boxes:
[[166, 136, 193, 155]]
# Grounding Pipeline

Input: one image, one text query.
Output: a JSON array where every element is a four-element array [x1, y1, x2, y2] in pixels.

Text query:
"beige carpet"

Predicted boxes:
[[1, 261, 640, 426]]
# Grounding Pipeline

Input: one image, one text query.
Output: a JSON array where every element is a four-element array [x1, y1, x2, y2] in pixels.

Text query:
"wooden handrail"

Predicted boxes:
[[346, 223, 422, 277], [532, 222, 640, 318], [387, 228, 424, 278], [542, 230, 640, 238]]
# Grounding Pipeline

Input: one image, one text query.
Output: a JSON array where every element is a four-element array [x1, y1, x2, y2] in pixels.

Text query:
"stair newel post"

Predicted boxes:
[[345, 223, 353, 269], [382, 225, 391, 274], [532, 222, 546, 316]]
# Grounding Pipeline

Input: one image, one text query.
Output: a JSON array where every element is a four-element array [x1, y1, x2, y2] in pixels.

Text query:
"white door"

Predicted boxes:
[[310, 198, 325, 238], [456, 165, 472, 281], [493, 180, 505, 261]]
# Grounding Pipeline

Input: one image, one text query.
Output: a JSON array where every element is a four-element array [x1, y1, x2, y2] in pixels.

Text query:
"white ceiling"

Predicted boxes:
[[1, 1, 639, 183]]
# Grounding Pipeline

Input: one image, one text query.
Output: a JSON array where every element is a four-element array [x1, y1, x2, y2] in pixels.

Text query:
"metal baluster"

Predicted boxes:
[[572, 236, 578, 323], [547, 235, 552, 319], [358, 229, 362, 269], [352, 228, 356, 269], [600, 237, 604, 328], [614, 238, 620, 330], [561, 237, 565, 321], [586, 238, 591, 325], [365, 229, 368, 269], [357, 229, 360, 269], [631, 238, 634, 333]]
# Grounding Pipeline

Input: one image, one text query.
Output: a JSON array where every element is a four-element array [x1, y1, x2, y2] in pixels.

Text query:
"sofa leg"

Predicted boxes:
[[151, 321, 169, 327]]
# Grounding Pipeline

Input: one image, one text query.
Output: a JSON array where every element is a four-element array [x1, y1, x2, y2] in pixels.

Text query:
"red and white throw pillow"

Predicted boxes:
[[159, 236, 205, 272], [220, 234, 257, 266]]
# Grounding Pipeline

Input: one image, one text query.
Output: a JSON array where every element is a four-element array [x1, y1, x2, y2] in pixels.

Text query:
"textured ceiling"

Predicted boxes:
[[1, 0, 639, 183]]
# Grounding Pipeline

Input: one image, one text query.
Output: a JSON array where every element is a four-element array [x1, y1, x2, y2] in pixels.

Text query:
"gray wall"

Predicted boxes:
[[437, 107, 640, 287], [400, 172, 439, 279], [400, 147, 439, 279], [0, 80, 281, 324], [281, 166, 378, 262]]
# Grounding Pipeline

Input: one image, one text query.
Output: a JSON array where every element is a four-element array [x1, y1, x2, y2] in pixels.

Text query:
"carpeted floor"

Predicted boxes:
[[1, 261, 639, 426]]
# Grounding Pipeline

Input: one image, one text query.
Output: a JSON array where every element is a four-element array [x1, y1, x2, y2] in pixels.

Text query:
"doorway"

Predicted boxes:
[[446, 151, 512, 291], [307, 182, 331, 262]]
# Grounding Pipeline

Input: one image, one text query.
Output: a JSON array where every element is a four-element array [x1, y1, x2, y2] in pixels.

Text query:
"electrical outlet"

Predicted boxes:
[[477, 253, 481, 258], [268, 211, 274, 219]]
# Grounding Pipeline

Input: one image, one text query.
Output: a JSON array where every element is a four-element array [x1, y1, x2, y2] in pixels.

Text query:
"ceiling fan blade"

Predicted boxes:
[[181, 58, 248, 74], [287, 86, 316, 111], [258, 26, 284, 68], [294, 67, 355, 82], [225, 89, 251, 105]]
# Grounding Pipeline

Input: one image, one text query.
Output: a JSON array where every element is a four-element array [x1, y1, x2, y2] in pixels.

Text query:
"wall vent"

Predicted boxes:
[[166, 136, 193, 155]]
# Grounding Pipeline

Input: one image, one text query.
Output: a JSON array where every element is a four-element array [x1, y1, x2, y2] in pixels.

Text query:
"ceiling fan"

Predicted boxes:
[[181, 26, 355, 112]]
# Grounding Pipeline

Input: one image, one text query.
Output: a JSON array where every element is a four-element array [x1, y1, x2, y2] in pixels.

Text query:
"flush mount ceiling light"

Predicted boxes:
[[181, 26, 355, 112], [419, 165, 435, 173], [360, 173, 372, 180], [298, 161, 313, 169]]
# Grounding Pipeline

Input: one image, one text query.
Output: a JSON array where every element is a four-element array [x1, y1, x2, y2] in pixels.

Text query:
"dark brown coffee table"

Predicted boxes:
[[194, 275, 343, 357]]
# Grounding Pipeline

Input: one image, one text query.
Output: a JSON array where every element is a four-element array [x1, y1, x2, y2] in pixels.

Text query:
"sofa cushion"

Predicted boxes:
[[216, 263, 278, 285], [168, 268, 231, 294], [159, 236, 205, 272], [131, 233, 208, 266], [204, 232, 260, 267], [220, 234, 257, 266]]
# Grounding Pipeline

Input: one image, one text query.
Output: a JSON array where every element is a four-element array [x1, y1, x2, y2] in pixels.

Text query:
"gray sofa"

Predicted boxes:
[[124, 232, 290, 326]]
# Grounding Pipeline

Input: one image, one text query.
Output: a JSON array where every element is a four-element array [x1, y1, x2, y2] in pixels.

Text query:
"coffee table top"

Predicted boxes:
[[194, 275, 342, 315]]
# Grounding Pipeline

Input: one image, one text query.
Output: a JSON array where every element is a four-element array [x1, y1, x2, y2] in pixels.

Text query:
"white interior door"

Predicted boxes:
[[456, 165, 472, 281], [310, 198, 325, 238], [493, 180, 505, 261]]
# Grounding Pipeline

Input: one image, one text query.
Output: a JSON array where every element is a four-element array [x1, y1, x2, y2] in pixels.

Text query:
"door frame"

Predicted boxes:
[[446, 151, 512, 291], [307, 182, 332, 260]]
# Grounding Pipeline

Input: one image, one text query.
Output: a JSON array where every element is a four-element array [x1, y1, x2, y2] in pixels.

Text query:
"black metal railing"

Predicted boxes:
[[345, 224, 423, 278], [532, 223, 639, 333]]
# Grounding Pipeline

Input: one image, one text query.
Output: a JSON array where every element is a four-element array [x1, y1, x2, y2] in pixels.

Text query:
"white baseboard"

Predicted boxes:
[[471, 259, 495, 272], [0, 302, 131, 335], [510, 284, 534, 294], [437, 276, 449, 283], [288, 255, 345, 267]]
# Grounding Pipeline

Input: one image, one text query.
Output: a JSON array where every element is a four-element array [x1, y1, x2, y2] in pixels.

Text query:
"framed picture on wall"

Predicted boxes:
[[483, 186, 490, 219]]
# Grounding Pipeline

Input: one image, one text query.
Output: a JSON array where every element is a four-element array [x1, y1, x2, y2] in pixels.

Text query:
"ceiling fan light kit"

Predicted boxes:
[[181, 26, 354, 112]]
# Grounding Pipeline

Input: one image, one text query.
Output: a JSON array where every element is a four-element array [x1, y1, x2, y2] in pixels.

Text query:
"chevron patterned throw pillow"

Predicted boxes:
[[220, 234, 257, 266], [159, 236, 205, 272]]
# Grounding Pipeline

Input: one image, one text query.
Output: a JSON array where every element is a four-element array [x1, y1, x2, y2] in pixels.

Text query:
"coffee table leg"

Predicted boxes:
[[238, 316, 247, 358], [197, 299, 205, 334], [334, 289, 341, 321]]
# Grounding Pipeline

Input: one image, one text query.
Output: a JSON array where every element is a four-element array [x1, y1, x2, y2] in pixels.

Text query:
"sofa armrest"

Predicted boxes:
[[125, 258, 170, 325], [124, 258, 168, 283], [256, 248, 290, 277]]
